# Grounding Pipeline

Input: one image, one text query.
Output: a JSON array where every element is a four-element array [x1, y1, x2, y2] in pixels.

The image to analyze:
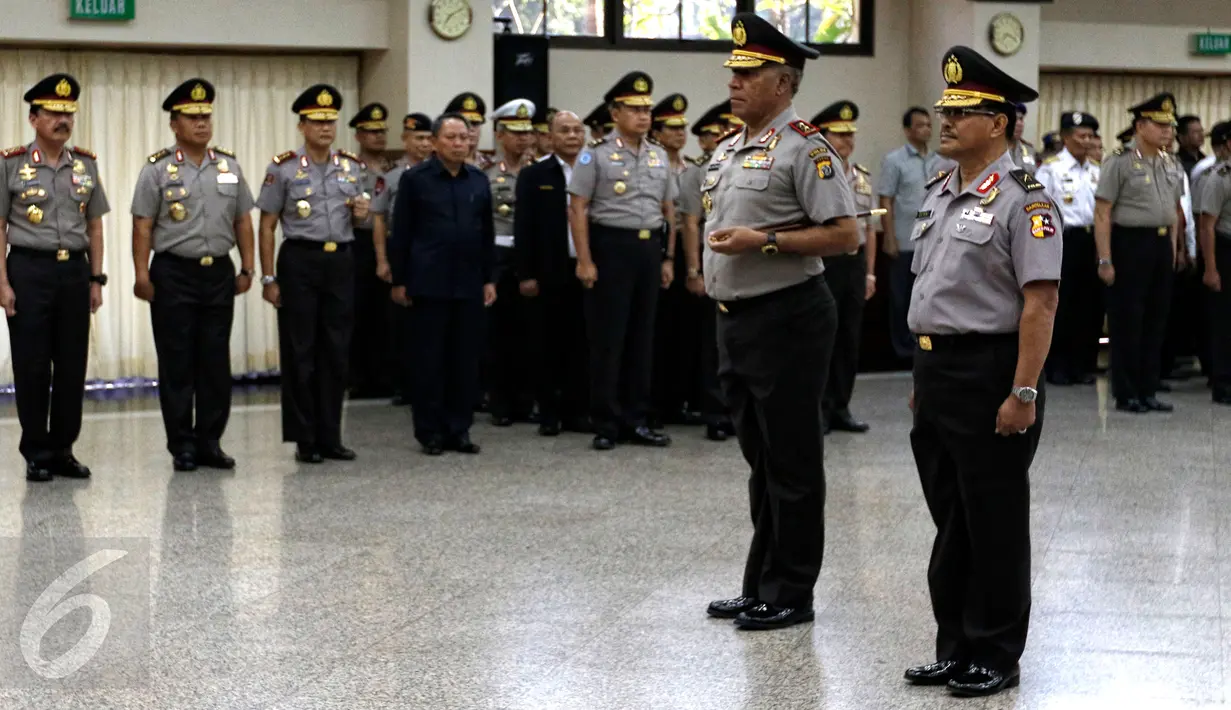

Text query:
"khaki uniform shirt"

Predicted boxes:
[[703, 106, 856, 301], [131, 146, 255, 257], [0, 143, 109, 251], [1198, 161, 1231, 235], [568, 132, 677, 230], [484, 157, 520, 245], [677, 152, 710, 220], [908, 151, 1064, 334], [850, 163, 878, 246], [371, 159, 419, 229], [1095, 141, 1183, 227], [256, 146, 363, 243], [1034, 148, 1098, 228], [351, 155, 385, 231], [1009, 140, 1038, 173]]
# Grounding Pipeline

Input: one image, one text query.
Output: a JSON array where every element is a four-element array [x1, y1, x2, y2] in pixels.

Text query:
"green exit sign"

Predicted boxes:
[[1193, 33, 1231, 55], [69, 0, 134, 21]]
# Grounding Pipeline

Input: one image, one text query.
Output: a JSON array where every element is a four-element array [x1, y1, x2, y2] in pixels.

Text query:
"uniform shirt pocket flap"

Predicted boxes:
[[951, 221, 994, 245], [217, 183, 238, 197], [910, 220, 933, 242], [733, 171, 770, 191]]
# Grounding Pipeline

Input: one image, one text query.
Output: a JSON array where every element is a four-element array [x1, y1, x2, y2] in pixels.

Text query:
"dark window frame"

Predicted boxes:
[[494, 0, 874, 57]]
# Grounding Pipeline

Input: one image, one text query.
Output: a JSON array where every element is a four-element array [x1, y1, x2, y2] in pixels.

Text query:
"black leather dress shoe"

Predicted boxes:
[[54, 455, 91, 479], [197, 448, 235, 470], [447, 435, 480, 454], [829, 411, 870, 433], [321, 445, 357, 461], [295, 446, 324, 464], [1142, 396, 1174, 412], [592, 435, 616, 451], [904, 660, 964, 686], [947, 664, 1020, 697], [538, 422, 561, 437], [734, 603, 815, 630], [173, 453, 198, 472], [491, 415, 514, 427], [26, 461, 53, 483], [706, 424, 728, 442], [421, 438, 444, 456], [626, 426, 671, 447], [706, 596, 760, 619], [1115, 398, 1148, 413]]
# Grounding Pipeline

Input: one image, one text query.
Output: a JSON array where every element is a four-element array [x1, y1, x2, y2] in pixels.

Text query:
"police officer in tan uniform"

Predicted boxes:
[[347, 102, 394, 399], [0, 73, 108, 482], [257, 84, 369, 463], [131, 78, 256, 472], [583, 103, 614, 143], [569, 71, 676, 450], [1095, 93, 1184, 413], [373, 112, 433, 284], [445, 92, 488, 168], [812, 100, 876, 434], [700, 14, 857, 631], [903, 46, 1062, 698], [1198, 132, 1231, 405]]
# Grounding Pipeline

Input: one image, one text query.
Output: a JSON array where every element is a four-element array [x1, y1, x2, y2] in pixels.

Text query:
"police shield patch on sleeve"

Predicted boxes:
[[815, 157, 834, 180], [1030, 213, 1055, 239]]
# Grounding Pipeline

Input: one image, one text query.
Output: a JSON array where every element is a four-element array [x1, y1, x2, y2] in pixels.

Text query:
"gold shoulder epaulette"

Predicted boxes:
[[689, 154, 709, 167], [588, 137, 606, 148], [925, 170, 949, 188], [1, 145, 28, 159], [854, 163, 870, 174], [272, 150, 296, 165], [72, 146, 97, 160], [147, 148, 171, 164], [1042, 156, 1059, 164], [211, 146, 236, 158], [1112, 146, 1126, 156], [337, 149, 366, 168]]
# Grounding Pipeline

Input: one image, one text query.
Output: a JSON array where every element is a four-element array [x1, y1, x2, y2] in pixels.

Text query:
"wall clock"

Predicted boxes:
[[429, 0, 473, 41], [989, 12, 1024, 57]]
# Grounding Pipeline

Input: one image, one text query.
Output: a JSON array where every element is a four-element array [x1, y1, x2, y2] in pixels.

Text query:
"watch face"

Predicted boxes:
[[430, 0, 472, 40]]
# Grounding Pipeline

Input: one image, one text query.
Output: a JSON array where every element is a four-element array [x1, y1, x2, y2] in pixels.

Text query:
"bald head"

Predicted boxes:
[[550, 110, 586, 160]]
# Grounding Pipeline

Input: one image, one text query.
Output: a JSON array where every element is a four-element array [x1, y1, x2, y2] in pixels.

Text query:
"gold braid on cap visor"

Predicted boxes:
[[934, 88, 1007, 108]]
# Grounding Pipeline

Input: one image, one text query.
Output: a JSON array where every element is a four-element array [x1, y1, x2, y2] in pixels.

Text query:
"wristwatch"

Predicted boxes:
[[1097, 258, 1112, 266], [761, 231, 779, 256], [687, 267, 701, 279], [89, 273, 108, 286], [1011, 386, 1038, 404], [261, 275, 277, 286]]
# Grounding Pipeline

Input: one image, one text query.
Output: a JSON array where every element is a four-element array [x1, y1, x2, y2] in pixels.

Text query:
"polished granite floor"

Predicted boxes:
[[0, 373, 1228, 709]]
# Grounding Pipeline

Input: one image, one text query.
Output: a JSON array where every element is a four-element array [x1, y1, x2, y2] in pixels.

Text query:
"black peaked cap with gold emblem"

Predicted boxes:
[[604, 71, 653, 107], [349, 102, 389, 131], [163, 78, 215, 115], [445, 92, 486, 125], [725, 12, 819, 71], [533, 106, 556, 134], [934, 45, 1038, 111], [652, 93, 689, 128], [25, 73, 81, 113], [811, 101, 859, 133], [1059, 111, 1098, 132], [1131, 93, 1177, 126], [692, 101, 731, 136], [1116, 126, 1135, 145], [293, 84, 342, 121], [403, 112, 432, 132], [583, 103, 614, 130]]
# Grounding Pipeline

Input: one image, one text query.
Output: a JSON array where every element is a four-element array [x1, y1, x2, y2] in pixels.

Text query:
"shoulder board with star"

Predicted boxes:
[[789, 120, 819, 138], [72, 146, 97, 160], [925, 170, 950, 189], [272, 150, 296, 165], [337, 149, 366, 168], [588, 137, 608, 148], [2, 145, 28, 159], [1112, 146, 1126, 157], [717, 127, 742, 143], [147, 148, 171, 164], [1010, 169, 1044, 191], [854, 163, 870, 175], [1042, 156, 1059, 165], [211, 146, 236, 158], [689, 154, 709, 167]]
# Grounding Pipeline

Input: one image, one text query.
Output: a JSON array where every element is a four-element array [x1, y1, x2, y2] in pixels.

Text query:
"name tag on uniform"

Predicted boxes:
[[217, 173, 239, 184], [960, 208, 994, 226]]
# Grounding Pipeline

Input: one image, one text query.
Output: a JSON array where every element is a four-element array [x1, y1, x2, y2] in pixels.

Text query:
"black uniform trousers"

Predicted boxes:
[[911, 332, 1042, 673], [276, 240, 355, 448], [5, 247, 91, 464], [408, 297, 484, 443], [530, 268, 589, 427], [1107, 226, 1174, 402], [822, 251, 866, 422], [698, 296, 729, 428], [149, 253, 236, 456], [1047, 226, 1102, 380], [349, 227, 394, 396], [486, 245, 535, 420], [889, 253, 918, 360], [653, 246, 700, 422], [718, 276, 836, 609], [1209, 234, 1231, 397], [584, 224, 661, 439]]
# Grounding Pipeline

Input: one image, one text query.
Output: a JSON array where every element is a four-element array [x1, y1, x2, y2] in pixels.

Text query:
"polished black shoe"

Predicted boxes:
[[321, 445, 357, 461], [173, 453, 198, 472], [421, 438, 444, 456], [54, 455, 91, 479], [447, 435, 480, 454], [947, 664, 1020, 697], [1214, 391, 1231, 405], [719, 421, 737, 437], [705, 424, 728, 442], [706, 596, 760, 619], [829, 411, 870, 433], [1142, 396, 1174, 412], [295, 445, 324, 464], [196, 448, 235, 470], [626, 426, 671, 447], [592, 435, 616, 451], [538, 422, 561, 437], [734, 603, 815, 630], [25, 461, 53, 483], [491, 415, 514, 427], [904, 660, 965, 686], [1115, 398, 1148, 413]]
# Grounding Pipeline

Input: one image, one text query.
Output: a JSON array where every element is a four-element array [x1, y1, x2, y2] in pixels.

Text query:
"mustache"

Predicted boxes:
[[53, 123, 71, 131]]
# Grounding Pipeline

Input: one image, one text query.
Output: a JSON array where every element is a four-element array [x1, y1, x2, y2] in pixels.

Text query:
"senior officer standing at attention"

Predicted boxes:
[[903, 47, 1061, 697], [1095, 93, 1184, 413], [701, 14, 857, 631], [346, 102, 393, 399], [132, 78, 256, 472], [257, 84, 369, 464], [568, 71, 676, 451], [0, 74, 108, 482]]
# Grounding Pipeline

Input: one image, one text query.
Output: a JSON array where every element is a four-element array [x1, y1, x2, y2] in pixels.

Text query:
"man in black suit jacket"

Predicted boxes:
[[514, 111, 590, 435]]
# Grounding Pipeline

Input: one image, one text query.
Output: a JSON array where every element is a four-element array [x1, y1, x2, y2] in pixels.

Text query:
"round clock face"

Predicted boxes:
[[989, 12, 1024, 56], [430, 0, 472, 41]]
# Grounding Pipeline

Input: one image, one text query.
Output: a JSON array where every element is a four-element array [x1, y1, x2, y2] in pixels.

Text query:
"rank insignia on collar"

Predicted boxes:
[[977, 173, 999, 194], [789, 120, 818, 138]]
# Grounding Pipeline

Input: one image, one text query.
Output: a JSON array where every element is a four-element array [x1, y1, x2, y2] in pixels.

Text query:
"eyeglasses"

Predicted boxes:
[[934, 107, 999, 119]]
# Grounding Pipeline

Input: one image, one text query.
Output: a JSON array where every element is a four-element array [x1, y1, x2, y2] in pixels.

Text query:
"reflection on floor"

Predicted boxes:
[[0, 374, 1228, 709]]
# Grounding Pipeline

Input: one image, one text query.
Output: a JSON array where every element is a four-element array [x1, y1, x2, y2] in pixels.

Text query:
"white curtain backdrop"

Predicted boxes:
[[1037, 72, 1231, 148], [0, 49, 360, 386]]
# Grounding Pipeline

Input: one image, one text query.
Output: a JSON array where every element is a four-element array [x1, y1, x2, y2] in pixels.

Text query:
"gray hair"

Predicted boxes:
[[780, 66, 802, 97]]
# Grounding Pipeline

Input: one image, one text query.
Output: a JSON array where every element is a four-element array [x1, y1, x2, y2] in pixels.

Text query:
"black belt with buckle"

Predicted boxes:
[[283, 239, 351, 252], [161, 252, 230, 266], [915, 332, 1017, 352], [8, 245, 85, 261]]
